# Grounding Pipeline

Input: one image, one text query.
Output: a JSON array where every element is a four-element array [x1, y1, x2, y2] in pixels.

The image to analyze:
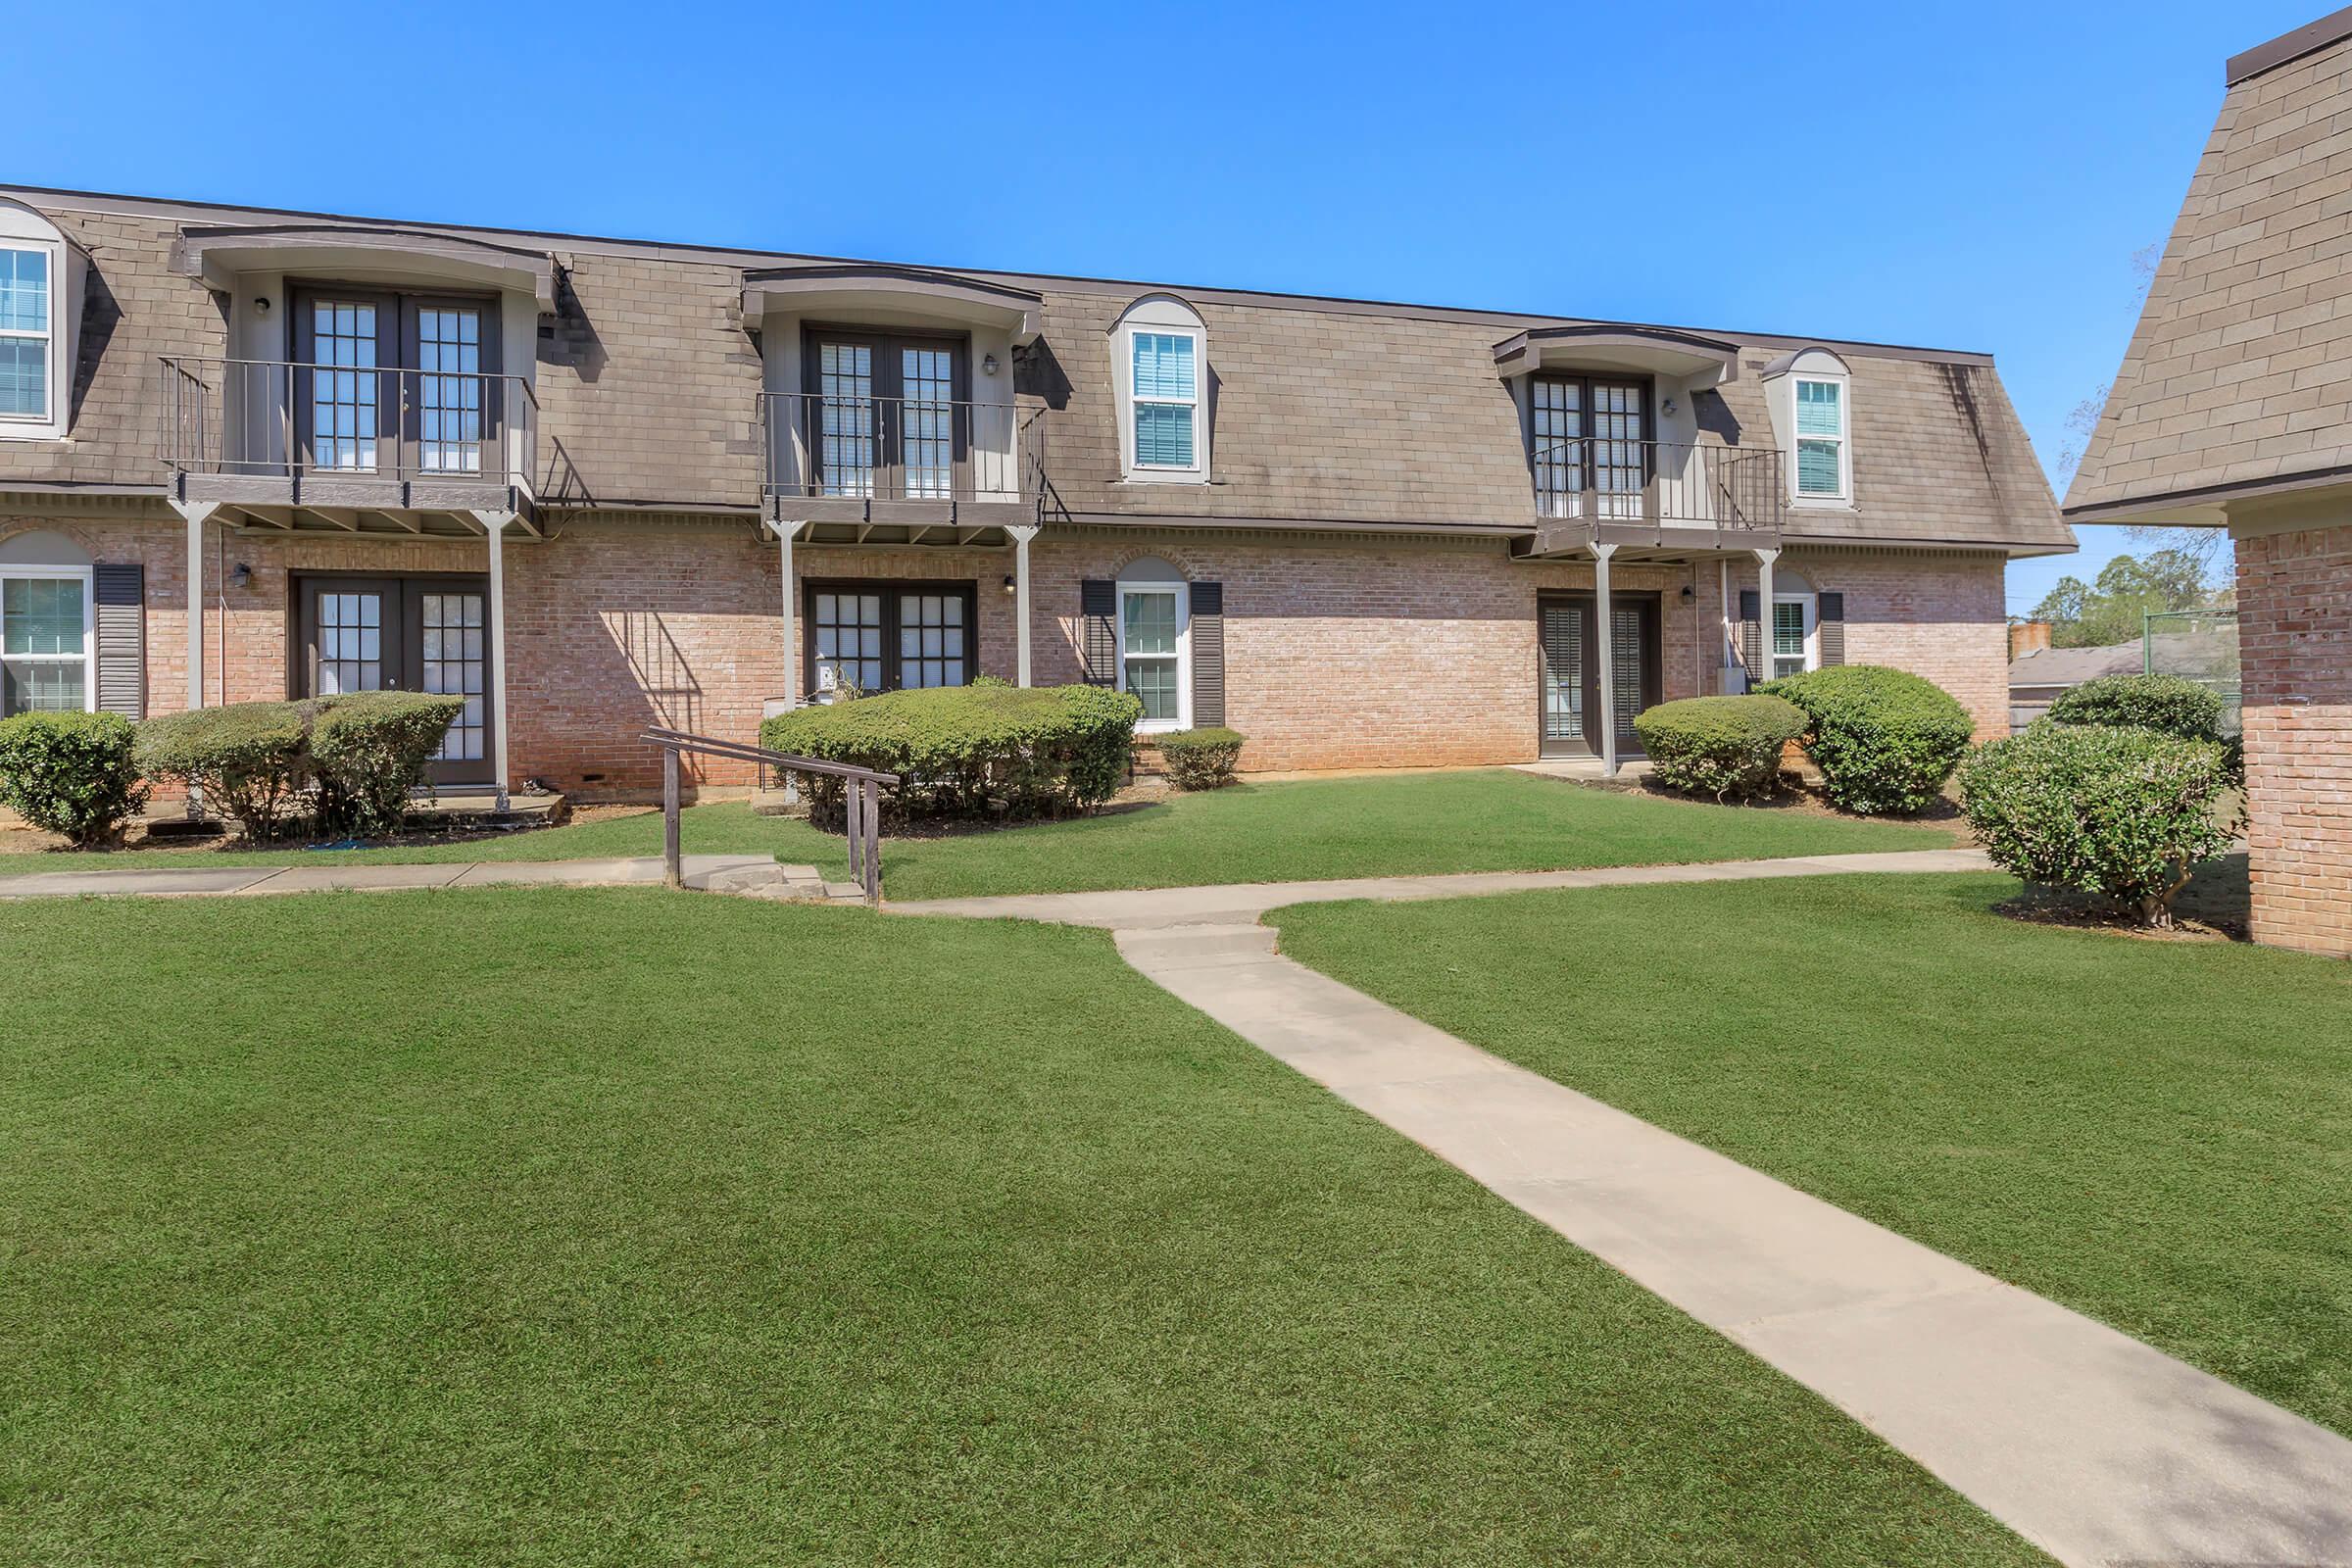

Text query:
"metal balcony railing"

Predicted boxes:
[[760, 391, 1046, 508], [1532, 438, 1783, 530], [160, 357, 539, 491]]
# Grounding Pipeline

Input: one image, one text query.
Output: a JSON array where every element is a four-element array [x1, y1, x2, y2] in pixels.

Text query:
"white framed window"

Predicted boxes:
[[1, 566, 95, 716], [1771, 591, 1817, 680], [1116, 572, 1189, 731], [1112, 295, 1209, 482], [0, 201, 78, 443], [1793, 377, 1847, 499], [0, 245, 54, 427]]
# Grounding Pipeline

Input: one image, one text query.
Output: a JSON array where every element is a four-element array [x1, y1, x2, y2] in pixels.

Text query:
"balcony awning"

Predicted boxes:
[[1494, 324, 1740, 387], [172, 224, 560, 313], [740, 264, 1042, 342]]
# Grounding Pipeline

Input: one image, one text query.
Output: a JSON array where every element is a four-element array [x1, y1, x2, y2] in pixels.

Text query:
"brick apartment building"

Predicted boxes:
[[2067, 7, 2352, 957], [0, 184, 2068, 800]]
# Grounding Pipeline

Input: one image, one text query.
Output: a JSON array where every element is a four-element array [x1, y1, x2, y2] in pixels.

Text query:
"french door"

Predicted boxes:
[[1531, 375, 1650, 520], [295, 575, 493, 786], [291, 288, 500, 479], [803, 580, 976, 700], [1538, 592, 1660, 758], [805, 329, 967, 500]]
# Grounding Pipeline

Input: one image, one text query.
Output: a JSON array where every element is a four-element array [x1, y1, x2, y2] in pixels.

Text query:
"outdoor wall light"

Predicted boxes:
[[1002, 573, 1016, 594], [1661, 396, 1679, 417], [1679, 583, 1695, 601], [230, 563, 253, 589], [982, 353, 1000, 375], [254, 297, 270, 315]]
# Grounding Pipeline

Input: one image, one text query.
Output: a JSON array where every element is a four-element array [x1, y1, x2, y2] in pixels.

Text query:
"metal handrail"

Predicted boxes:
[[159, 355, 540, 492], [759, 390, 1047, 505], [1529, 436, 1783, 530], [641, 726, 898, 905]]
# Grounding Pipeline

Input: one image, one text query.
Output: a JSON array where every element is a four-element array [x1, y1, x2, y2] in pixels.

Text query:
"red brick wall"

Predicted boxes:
[[0, 517, 2020, 795], [2235, 524, 2352, 957]]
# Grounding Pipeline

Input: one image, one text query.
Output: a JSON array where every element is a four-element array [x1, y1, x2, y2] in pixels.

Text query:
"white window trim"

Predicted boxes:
[[1115, 577, 1191, 733], [0, 564, 96, 716], [1771, 590, 1819, 680], [1110, 295, 1210, 484], [0, 238, 60, 433], [1790, 374, 1851, 505]]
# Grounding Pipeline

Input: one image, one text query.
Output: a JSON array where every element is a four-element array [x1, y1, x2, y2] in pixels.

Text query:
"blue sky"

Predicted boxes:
[[13, 0, 2306, 612]]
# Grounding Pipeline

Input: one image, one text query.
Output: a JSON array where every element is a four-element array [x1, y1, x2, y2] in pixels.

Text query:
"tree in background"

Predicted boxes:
[[2029, 549, 2224, 648]]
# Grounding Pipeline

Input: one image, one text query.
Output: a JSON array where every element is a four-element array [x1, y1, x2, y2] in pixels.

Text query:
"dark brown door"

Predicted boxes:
[[401, 295, 499, 479], [295, 575, 493, 786], [1530, 374, 1651, 519], [805, 328, 967, 500], [1538, 592, 1661, 758]]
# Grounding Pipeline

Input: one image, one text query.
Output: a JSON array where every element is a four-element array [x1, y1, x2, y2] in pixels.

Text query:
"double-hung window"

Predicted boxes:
[[1118, 582, 1186, 729], [1, 568, 92, 715], [1771, 594, 1816, 680], [1794, 377, 1846, 500], [1130, 331, 1199, 471], [0, 246, 51, 425]]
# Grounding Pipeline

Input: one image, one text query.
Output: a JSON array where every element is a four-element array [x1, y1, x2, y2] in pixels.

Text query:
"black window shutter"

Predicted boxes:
[[1738, 588, 1763, 687], [1080, 579, 1117, 686], [1818, 591, 1845, 666], [1189, 581, 1224, 727], [93, 564, 145, 718]]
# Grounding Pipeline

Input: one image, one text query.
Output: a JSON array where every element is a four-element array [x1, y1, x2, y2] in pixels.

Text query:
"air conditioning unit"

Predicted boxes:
[[1717, 663, 1750, 696]]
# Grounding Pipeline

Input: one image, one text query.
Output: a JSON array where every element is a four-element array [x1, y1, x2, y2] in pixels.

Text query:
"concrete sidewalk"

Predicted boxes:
[[915, 856, 2352, 1567], [0, 853, 784, 900]]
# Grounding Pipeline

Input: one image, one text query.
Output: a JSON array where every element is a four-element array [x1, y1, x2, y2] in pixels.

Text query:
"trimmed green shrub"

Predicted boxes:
[[761, 683, 1142, 824], [2048, 672, 2227, 743], [134, 702, 311, 841], [1758, 664, 1974, 815], [310, 692, 467, 838], [1157, 727, 1247, 791], [1957, 722, 2234, 928], [0, 710, 148, 847], [1632, 696, 1807, 802]]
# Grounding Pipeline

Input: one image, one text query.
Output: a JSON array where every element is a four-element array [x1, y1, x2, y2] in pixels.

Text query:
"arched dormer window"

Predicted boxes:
[[1762, 346, 1853, 506], [0, 201, 84, 442], [1111, 295, 1208, 483]]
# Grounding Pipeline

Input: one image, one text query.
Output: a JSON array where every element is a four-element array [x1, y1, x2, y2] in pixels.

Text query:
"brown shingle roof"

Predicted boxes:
[[2067, 15, 2352, 517], [0, 185, 2066, 549]]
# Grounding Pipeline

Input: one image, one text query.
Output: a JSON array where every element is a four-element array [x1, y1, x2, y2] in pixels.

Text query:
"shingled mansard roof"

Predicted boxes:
[[2067, 6, 2352, 522], [0, 184, 2067, 552]]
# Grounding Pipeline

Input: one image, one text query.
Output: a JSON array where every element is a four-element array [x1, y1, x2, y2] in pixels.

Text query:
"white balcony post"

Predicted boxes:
[[1752, 546, 1781, 691], [1006, 522, 1040, 686], [168, 499, 220, 819], [1592, 540, 1619, 778], [774, 518, 806, 707], [474, 509, 516, 811]]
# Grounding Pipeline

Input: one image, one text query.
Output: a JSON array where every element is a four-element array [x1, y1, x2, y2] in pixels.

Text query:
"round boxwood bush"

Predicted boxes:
[[1156, 727, 1247, 790], [134, 701, 312, 841], [2048, 672, 2226, 743], [0, 710, 148, 847], [1757, 664, 1975, 816], [309, 691, 467, 838], [761, 683, 1142, 824], [1631, 695, 1806, 802], [1957, 722, 2233, 927]]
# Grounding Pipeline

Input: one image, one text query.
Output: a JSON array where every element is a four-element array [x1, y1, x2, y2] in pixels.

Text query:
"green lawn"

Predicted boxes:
[[0, 769, 1953, 901], [0, 891, 2042, 1565], [1274, 873, 2352, 1439]]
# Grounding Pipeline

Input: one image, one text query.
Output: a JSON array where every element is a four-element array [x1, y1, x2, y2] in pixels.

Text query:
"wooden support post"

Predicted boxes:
[[473, 509, 518, 813], [1592, 540, 1620, 779], [863, 782, 881, 906], [845, 775, 865, 885], [662, 745, 682, 889], [1007, 521, 1040, 687], [168, 499, 220, 820]]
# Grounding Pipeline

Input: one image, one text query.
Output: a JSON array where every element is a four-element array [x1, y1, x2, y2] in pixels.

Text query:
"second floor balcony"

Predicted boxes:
[[1529, 437, 1782, 549], [160, 356, 540, 533], [760, 391, 1046, 529]]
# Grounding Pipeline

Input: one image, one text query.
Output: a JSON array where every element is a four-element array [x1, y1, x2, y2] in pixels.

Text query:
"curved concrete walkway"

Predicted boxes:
[[903, 851, 2352, 1568]]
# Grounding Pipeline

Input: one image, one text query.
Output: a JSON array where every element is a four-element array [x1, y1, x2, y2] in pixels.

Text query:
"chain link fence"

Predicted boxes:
[[2142, 609, 2240, 733]]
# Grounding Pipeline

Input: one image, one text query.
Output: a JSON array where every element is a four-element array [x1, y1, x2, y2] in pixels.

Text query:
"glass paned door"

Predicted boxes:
[[1531, 379, 1583, 519], [1539, 601, 1584, 756], [1529, 376, 1648, 520], [412, 306, 485, 474], [808, 332, 966, 501], [1537, 593, 1657, 757], [811, 590, 884, 697], [897, 592, 966, 688], [1590, 381, 1647, 519], [314, 587, 387, 694], [420, 592, 487, 762], [297, 296, 386, 472]]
